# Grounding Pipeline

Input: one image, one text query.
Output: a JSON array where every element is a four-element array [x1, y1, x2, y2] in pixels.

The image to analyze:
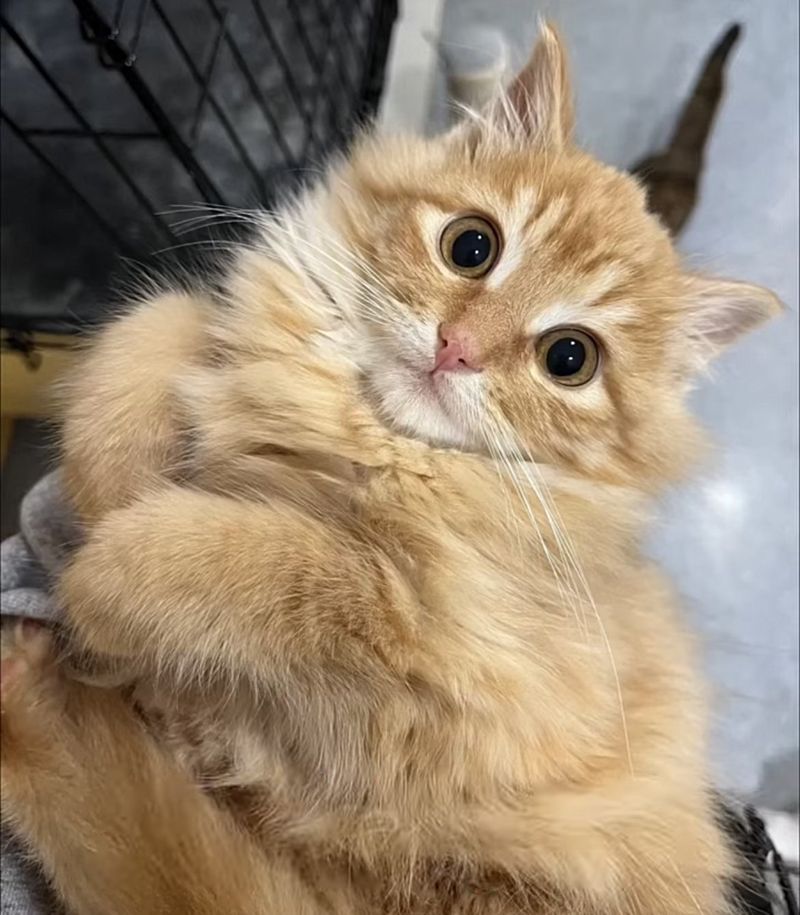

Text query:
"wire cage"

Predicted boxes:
[[0, 0, 398, 342]]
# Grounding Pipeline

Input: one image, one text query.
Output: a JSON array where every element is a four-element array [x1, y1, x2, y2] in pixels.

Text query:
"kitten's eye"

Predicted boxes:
[[537, 328, 600, 387], [439, 215, 500, 278]]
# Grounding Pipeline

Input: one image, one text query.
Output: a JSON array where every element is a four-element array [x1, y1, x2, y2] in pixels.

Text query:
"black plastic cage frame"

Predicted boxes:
[[0, 0, 398, 337]]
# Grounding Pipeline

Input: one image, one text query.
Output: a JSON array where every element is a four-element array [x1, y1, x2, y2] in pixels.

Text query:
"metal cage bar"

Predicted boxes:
[[1, 14, 175, 245], [248, 0, 323, 152], [72, 0, 227, 204], [1, 109, 133, 255], [0, 0, 398, 335], [149, 0, 276, 197]]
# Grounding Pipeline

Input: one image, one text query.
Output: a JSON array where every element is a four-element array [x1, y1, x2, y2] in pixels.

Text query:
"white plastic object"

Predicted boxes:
[[439, 25, 509, 119]]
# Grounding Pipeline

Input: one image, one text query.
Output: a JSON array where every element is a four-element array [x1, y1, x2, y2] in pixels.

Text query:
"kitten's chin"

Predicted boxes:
[[365, 360, 482, 451]]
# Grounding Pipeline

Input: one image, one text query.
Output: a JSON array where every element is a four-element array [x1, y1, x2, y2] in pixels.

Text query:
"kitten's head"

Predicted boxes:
[[315, 24, 782, 487]]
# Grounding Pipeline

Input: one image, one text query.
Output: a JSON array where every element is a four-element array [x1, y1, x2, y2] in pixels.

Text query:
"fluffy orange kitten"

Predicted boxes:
[[1, 22, 783, 915]]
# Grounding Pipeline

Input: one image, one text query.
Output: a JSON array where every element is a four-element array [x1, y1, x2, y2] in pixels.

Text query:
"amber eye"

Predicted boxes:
[[537, 328, 600, 387], [439, 215, 500, 278]]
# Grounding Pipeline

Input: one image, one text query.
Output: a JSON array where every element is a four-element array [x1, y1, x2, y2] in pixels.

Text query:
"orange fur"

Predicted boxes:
[[1, 21, 783, 915]]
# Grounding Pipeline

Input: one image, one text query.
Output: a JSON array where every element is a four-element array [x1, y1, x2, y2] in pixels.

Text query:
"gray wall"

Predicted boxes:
[[436, 0, 799, 808]]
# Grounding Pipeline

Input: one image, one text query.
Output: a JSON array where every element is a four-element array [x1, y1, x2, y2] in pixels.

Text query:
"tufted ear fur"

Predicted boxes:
[[682, 274, 785, 367], [491, 20, 575, 147]]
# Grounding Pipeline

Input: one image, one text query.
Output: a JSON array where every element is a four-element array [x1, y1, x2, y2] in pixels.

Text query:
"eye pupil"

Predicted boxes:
[[537, 328, 599, 387], [440, 216, 499, 277], [451, 229, 491, 269], [546, 337, 587, 377]]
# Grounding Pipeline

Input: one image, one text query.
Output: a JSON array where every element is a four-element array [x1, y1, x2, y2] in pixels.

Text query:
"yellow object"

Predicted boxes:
[[1, 416, 13, 465], [1, 333, 79, 466], [1, 333, 79, 419]]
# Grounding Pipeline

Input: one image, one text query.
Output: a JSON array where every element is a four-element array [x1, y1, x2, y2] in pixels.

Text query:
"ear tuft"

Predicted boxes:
[[682, 274, 785, 365], [488, 19, 575, 147]]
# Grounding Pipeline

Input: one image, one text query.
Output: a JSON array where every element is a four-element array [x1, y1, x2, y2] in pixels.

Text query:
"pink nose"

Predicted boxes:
[[432, 325, 482, 374]]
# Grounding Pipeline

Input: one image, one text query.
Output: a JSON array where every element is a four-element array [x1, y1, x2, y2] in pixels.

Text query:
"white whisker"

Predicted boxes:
[[487, 410, 634, 775]]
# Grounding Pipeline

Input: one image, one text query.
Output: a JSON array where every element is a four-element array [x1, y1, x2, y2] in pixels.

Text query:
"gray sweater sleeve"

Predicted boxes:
[[1, 472, 78, 915]]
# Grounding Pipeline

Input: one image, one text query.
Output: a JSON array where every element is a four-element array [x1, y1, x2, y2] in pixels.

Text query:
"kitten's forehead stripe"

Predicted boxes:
[[364, 179, 505, 226], [485, 189, 537, 291], [578, 263, 630, 306], [524, 194, 568, 247], [528, 300, 636, 337]]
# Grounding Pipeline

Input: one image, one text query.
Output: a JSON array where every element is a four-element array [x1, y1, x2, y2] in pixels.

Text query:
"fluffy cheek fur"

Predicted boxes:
[[326, 118, 769, 487]]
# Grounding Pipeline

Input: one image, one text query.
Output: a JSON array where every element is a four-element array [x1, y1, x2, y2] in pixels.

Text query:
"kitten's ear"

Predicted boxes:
[[493, 20, 575, 147], [682, 274, 785, 365]]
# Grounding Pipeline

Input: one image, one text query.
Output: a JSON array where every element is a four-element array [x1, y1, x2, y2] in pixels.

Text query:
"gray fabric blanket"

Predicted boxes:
[[1, 472, 75, 915]]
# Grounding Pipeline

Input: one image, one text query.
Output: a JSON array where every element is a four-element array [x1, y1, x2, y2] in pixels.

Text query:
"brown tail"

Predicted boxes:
[[632, 24, 742, 236], [666, 23, 742, 164]]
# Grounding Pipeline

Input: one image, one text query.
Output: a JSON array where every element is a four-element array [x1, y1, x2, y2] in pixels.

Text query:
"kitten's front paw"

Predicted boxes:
[[1, 618, 58, 709], [1, 615, 136, 829], [1, 619, 68, 803], [56, 507, 159, 662]]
